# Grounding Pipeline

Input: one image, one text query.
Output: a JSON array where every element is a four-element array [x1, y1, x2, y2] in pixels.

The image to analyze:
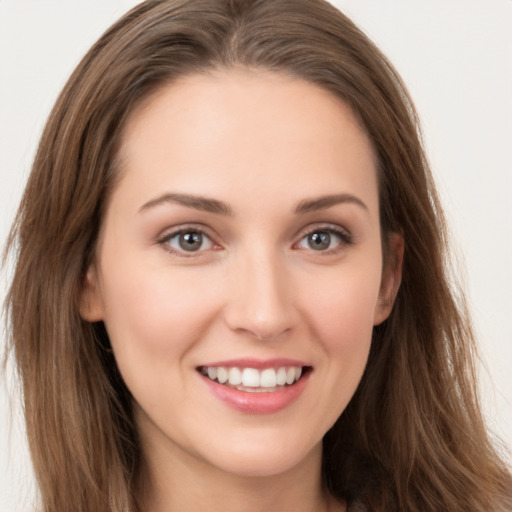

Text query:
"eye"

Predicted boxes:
[[162, 229, 214, 253], [296, 228, 351, 252]]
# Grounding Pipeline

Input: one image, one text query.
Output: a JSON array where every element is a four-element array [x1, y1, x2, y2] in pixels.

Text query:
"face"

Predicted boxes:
[[81, 70, 402, 482]]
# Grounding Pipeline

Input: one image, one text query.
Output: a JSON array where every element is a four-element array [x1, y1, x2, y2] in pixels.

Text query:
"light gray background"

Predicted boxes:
[[1, 1, 511, 510]]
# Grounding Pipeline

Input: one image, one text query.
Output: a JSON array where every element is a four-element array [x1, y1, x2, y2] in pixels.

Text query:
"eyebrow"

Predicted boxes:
[[295, 193, 368, 214], [139, 192, 367, 216], [139, 193, 234, 215]]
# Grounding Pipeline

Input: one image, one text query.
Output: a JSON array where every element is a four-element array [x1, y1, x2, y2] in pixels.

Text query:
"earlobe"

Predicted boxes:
[[374, 233, 404, 325], [79, 265, 105, 322]]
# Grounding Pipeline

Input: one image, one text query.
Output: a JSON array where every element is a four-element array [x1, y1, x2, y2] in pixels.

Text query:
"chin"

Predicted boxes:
[[196, 430, 323, 479]]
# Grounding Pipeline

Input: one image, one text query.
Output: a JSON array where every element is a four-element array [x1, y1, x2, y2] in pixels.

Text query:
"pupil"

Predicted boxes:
[[309, 231, 330, 250], [179, 232, 202, 251]]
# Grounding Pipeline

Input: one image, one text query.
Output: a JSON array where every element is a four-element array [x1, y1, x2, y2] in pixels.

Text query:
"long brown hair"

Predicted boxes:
[[4, 1, 511, 510]]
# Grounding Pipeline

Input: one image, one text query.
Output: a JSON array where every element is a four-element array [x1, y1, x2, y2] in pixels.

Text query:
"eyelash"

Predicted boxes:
[[157, 224, 354, 257], [157, 225, 218, 258], [294, 225, 354, 255]]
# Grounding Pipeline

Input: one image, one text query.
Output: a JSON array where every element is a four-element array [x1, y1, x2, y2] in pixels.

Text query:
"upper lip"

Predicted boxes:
[[197, 358, 310, 370]]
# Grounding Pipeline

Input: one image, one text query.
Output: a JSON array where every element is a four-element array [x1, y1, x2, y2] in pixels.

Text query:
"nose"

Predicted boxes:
[[223, 248, 296, 341]]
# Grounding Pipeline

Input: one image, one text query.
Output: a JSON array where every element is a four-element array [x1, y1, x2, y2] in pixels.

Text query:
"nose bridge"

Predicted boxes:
[[224, 242, 294, 340]]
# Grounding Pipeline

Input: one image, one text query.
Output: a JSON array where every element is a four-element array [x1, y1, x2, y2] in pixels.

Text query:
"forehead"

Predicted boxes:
[[115, 69, 378, 214]]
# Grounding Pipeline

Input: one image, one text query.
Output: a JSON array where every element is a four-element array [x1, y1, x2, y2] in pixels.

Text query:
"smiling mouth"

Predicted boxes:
[[198, 365, 311, 393]]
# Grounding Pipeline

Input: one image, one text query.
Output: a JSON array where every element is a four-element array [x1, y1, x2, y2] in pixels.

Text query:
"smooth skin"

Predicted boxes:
[[80, 69, 403, 512]]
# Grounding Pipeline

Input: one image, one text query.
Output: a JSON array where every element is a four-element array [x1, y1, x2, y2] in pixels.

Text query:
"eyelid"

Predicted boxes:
[[155, 222, 354, 257], [156, 224, 222, 256], [293, 223, 354, 253], [294, 222, 352, 240]]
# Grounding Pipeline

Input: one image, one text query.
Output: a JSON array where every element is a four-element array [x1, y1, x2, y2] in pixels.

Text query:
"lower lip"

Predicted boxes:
[[201, 372, 310, 414]]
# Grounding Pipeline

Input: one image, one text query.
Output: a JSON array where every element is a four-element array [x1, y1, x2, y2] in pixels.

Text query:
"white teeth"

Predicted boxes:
[[202, 365, 305, 390], [217, 366, 228, 384], [276, 367, 287, 386], [228, 367, 242, 386], [260, 368, 277, 388], [242, 368, 260, 387]]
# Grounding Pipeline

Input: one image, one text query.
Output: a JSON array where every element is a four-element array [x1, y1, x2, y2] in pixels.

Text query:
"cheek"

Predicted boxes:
[[99, 256, 221, 373], [298, 262, 382, 394], [304, 264, 382, 341]]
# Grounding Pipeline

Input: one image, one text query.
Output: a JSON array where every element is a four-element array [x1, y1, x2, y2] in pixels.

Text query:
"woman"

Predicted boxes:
[[3, 0, 511, 511]]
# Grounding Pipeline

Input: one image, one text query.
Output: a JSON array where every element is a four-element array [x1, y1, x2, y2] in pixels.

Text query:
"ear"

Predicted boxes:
[[373, 232, 404, 325], [79, 264, 105, 322]]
